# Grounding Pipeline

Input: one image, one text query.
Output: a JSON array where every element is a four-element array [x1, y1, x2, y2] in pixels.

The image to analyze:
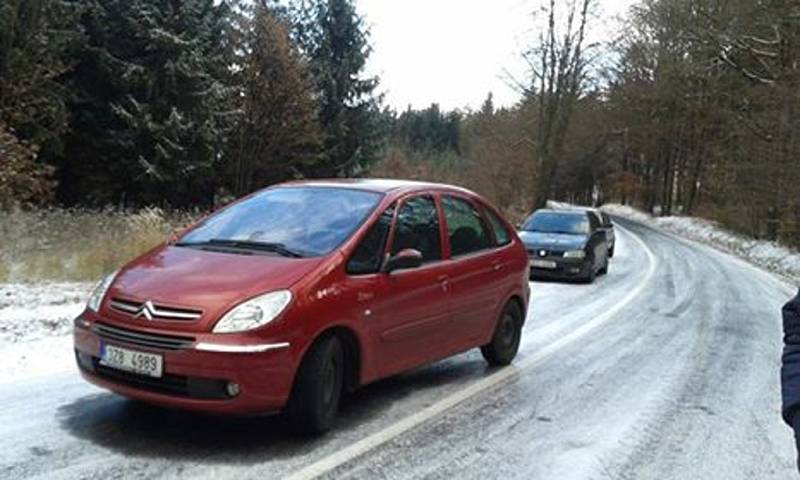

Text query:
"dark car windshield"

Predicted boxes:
[[178, 187, 382, 257], [522, 212, 589, 235]]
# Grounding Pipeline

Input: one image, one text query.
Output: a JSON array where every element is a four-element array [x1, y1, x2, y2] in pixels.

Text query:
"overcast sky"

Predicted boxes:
[[356, 0, 637, 112]]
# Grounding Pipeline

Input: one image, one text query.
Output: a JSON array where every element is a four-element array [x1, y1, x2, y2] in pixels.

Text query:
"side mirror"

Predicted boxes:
[[384, 249, 423, 273]]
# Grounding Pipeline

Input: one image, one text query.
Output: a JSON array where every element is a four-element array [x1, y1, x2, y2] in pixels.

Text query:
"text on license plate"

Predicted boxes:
[[531, 259, 557, 269], [100, 343, 163, 378]]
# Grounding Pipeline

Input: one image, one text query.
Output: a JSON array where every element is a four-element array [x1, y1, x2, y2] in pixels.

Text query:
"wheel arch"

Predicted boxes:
[[296, 324, 364, 393], [506, 294, 527, 326]]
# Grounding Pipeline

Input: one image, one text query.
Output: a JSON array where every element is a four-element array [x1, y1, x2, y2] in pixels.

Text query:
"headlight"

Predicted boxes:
[[213, 290, 293, 333], [563, 250, 586, 259], [87, 270, 118, 312]]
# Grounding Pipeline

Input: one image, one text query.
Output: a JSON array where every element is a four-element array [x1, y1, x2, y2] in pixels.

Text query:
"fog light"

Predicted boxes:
[[226, 382, 240, 397], [74, 317, 91, 329], [75, 350, 94, 370]]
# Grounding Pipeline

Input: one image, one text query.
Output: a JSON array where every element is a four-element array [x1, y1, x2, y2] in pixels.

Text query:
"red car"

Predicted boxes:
[[73, 180, 530, 432]]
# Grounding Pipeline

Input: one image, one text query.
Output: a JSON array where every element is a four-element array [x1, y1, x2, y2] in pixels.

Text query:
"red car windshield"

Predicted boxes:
[[178, 187, 383, 257]]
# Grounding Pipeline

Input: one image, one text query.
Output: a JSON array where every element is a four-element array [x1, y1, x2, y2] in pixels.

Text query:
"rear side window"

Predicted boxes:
[[442, 196, 493, 256], [347, 206, 395, 275], [391, 196, 442, 263], [601, 212, 612, 227], [484, 208, 511, 246]]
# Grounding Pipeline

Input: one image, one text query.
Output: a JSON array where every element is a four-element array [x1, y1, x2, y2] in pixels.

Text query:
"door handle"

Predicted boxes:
[[492, 262, 505, 272], [437, 275, 450, 292]]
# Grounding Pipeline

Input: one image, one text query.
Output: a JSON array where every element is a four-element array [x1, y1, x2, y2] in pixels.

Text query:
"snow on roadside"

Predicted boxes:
[[602, 204, 800, 285], [0, 282, 92, 383], [0, 282, 92, 343]]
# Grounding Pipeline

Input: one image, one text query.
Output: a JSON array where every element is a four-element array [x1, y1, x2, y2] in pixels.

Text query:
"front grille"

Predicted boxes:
[[76, 352, 229, 400], [92, 322, 195, 351], [109, 298, 203, 321]]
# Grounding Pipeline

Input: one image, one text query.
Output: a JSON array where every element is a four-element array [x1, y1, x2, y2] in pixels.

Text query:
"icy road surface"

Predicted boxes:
[[0, 220, 796, 479]]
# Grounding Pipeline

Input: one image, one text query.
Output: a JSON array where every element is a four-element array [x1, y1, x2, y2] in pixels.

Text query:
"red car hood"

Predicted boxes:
[[102, 245, 326, 332]]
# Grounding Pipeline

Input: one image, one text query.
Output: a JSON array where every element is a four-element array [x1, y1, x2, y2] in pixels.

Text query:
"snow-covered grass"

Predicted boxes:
[[603, 204, 800, 285], [0, 282, 92, 344], [0, 282, 92, 383], [0, 207, 200, 380]]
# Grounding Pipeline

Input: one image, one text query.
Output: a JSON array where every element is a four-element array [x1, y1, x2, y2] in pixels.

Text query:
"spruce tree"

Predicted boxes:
[[61, 0, 229, 207], [292, 0, 383, 177]]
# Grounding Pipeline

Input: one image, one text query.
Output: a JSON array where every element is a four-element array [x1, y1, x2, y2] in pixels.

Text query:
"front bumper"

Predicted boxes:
[[529, 257, 591, 280], [73, 315, 295, 415]]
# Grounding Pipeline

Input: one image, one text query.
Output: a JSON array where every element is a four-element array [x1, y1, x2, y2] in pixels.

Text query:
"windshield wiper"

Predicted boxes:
[[176, 239, 306, 258]]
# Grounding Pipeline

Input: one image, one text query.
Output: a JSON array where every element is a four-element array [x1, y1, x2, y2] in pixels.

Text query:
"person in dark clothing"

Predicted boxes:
[[781, 289, 800, 471]]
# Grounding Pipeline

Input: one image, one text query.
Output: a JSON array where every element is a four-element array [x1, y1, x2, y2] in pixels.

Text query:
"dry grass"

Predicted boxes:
[[0, 207, 200, 283]]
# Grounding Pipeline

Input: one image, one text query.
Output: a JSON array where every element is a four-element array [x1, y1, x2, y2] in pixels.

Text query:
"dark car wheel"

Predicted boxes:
[[481, 301, 523, 366], [599, 255, 609, 275], [286, 335, 344, 435], [608, 245, 615, 258], [583, 258, 597, 283]]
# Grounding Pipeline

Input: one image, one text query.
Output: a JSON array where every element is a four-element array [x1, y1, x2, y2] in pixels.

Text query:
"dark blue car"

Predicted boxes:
[[518, 209, 609, 283]]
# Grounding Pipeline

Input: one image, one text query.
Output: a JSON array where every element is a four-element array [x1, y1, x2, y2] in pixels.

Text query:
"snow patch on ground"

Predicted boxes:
[[0, 282, 92, 343], [602, 204, 800, 285], [0, 282, 92, 383]]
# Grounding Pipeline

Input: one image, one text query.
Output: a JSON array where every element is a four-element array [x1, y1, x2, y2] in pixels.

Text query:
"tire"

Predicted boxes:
[[286, 335, 344, 435], [599, 255, 609, 275], [481, 301, 523, 366], [583, 259, 597, 283], [608, 246, 615, 258]]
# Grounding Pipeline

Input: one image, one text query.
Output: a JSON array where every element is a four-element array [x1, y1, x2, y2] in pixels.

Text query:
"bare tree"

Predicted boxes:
[[525, 0, 596, 209]]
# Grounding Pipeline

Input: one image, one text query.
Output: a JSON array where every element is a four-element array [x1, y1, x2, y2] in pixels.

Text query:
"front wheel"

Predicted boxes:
[[481, 301, 523, 366], [583, 258, 597, 283], [286, 335, 344, 435], [599, 255, 609, 275]]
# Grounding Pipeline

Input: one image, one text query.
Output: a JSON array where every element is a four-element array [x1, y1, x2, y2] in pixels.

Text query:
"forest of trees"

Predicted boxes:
[[378, 0, 800, 247], [0, 0, 383, 208], [1, 0, 799, 248]]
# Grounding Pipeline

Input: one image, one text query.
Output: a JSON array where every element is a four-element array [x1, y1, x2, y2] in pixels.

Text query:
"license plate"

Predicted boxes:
[[531, 259, 557, 269], [99, 343, 163, 378]]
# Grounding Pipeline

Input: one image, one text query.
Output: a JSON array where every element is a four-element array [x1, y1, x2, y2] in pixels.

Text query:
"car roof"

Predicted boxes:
[[277, 178, 476, 196]]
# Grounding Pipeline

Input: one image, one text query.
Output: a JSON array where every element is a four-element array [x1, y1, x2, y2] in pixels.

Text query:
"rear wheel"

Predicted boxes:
[[286, 335, 344, 435], [481, 301, 523, 366], [608, 246, 615, 258]]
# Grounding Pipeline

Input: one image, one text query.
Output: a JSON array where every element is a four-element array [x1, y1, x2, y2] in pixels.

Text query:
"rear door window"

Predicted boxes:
[[390, 196, 442, 263], [442, 196, 493, 257]]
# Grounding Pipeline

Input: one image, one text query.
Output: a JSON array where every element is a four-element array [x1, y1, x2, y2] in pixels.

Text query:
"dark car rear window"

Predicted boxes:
[[522, 212, 589, 235]]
